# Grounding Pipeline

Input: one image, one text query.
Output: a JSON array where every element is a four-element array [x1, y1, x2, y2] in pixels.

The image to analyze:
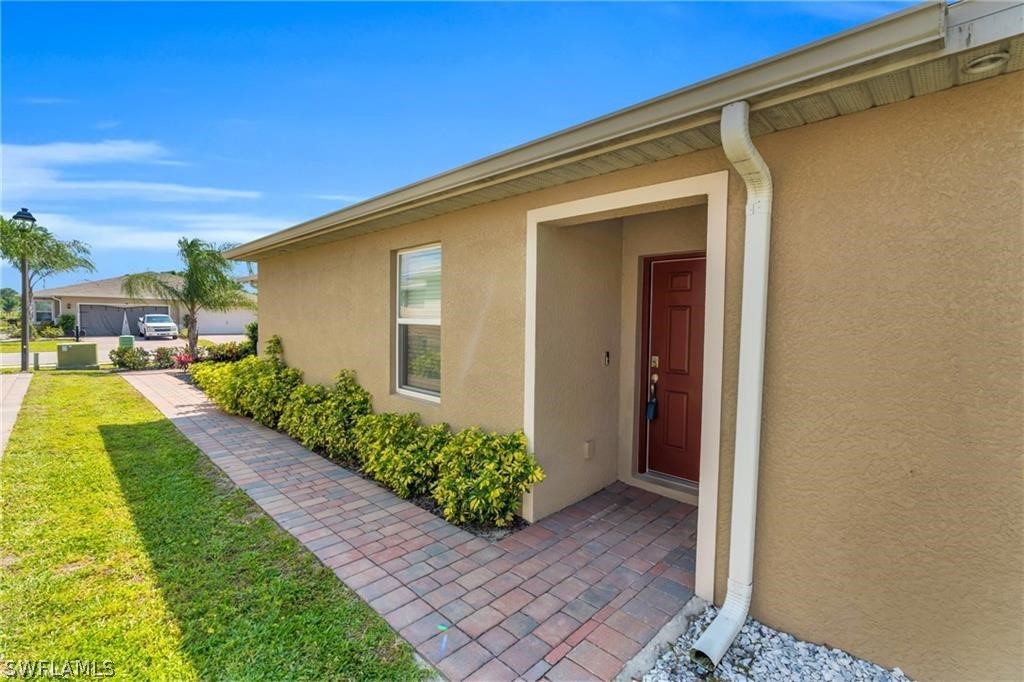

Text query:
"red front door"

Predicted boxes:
[[643, 256, 706, 482]]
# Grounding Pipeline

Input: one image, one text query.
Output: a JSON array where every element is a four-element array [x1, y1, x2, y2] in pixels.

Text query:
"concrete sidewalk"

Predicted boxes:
[[1, 372, 33, 457]]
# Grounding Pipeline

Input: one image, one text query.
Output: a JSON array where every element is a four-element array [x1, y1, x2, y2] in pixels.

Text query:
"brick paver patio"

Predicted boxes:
[[123, 370, 697, 681]]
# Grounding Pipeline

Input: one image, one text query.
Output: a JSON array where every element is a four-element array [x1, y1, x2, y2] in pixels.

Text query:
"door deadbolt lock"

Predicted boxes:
[[651, 355, 659, 368]]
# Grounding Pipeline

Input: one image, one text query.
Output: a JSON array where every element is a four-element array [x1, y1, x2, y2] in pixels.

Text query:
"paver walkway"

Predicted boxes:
[[123, 370, 698, 681], [1, 372, 33, 457]]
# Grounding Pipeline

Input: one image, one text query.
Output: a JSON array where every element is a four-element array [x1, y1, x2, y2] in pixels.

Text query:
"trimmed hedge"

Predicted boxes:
[[434, 428, 544, 527], [109, 346, 150, 370], [279, 371, 372, 464], [36, 323, 64, 338], [107, 337, 253, 371], [202, 341, 252, 363], [189, 337, 301, 429], [152, 346, 176, 369], [189, 337, 544, 528], [354, 413, 450, 500]]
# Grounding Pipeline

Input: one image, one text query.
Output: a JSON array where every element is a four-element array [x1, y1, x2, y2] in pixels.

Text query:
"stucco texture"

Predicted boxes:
[[255, 71, 1022, 680]]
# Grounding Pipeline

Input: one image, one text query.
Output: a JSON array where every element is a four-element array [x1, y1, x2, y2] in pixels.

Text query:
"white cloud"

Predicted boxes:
[[6, 139, 168, 165], [1, 139, 259, 202], [27, 211, 293, 252], [95, 120, 121, 130], [312, 193, 367, 203], [161, 212, 297, 236]]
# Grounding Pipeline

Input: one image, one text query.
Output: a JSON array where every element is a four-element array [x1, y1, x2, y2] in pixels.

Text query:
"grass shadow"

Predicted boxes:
[[99, 417, 425, 680]]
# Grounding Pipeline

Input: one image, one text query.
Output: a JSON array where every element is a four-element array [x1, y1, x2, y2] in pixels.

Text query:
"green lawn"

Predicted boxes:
[[0, 338, 71, 352], [0, 372, 427, 680]]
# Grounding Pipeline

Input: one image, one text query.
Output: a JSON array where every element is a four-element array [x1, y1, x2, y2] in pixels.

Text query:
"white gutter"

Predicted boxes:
[[690, 100, 773, 670]]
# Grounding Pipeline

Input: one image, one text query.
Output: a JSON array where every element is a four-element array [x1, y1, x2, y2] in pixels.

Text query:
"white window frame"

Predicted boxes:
[[34, 299, 54, 324], [395, 243, 441, 403]]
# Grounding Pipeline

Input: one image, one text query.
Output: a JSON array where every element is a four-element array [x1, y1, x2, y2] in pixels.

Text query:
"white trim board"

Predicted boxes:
[[524, 170, 729, 603]]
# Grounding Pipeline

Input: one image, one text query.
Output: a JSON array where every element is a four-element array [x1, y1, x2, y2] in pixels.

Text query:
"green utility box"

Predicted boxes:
[[118, 335, 135, 349], [57, 343, 99, 370]]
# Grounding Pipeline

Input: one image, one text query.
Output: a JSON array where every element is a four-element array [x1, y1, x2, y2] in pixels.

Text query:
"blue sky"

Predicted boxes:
[[1, 1, 913, 290]]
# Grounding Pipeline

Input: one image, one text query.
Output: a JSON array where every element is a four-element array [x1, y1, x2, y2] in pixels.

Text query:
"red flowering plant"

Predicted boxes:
[[173, 351, 196, 369]]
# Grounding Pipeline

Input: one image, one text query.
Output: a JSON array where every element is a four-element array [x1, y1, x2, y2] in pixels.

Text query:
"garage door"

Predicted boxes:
[[196, 307, 256, 335], [79, 304, 169, 337]]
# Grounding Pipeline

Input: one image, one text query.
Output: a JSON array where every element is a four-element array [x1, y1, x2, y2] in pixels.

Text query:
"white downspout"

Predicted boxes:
[[691, 100, 773, 670]]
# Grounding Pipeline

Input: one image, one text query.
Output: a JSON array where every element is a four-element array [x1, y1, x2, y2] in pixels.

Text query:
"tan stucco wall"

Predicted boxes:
[[256, 71, 1023, 680], [736, 72, 1023, 680], [258, 210, 525, 432], [532, 218, 623, 518]]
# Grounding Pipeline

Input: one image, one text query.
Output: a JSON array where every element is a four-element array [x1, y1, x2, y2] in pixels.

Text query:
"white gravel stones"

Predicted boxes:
[[643, 607, 912, 682]]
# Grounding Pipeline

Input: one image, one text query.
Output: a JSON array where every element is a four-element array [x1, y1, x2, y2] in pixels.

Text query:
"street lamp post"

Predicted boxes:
[[12, 208, 36, 373]]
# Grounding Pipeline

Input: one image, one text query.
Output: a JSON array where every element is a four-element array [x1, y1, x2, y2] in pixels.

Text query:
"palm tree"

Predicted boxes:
[[1, 213, 95, 371], [123, 238, 253, 355]]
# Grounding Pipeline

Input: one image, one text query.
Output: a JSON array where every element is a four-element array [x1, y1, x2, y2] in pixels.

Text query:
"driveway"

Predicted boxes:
[[0, 335, 247, 368]]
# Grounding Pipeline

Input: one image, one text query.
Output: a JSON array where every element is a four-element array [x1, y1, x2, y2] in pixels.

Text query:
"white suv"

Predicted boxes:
[[137, 314, 179, 339]]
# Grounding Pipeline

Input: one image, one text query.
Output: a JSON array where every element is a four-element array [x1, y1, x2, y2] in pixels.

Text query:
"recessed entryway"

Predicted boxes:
[[524, 170, 729, 602]]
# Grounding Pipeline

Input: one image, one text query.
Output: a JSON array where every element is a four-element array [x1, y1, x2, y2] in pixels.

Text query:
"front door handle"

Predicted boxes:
[[646, 373, 659, 421]]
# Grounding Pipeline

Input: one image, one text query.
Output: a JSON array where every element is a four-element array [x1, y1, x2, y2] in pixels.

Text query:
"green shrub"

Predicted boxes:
[[2, 319, 36, 340], [185, 334, 545, 529], [264, 335, 283, 360], [35, 322, 64, 338], [57, 313, 76, 335], [203, 341, 252, 363], [279, 370, 373, 463], [189, 337, 301, 428], [189, 361, 237, 408], [151, 346, 178, 369], [354, 413, 450, 499], [109, 346, 150, 370], [231, 356, 302, 429], [244, 320, 258, 349], [433, 428, 544, 527], [279, 383, 331, 449]]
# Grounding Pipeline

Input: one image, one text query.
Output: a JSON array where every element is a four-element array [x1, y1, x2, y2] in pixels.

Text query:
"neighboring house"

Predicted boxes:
[[225, 3, 1022, 680], [32, 274, 256, 336]]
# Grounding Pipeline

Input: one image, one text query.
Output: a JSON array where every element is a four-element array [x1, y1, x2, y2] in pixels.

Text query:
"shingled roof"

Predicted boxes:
[[34, 274, 183, 299]]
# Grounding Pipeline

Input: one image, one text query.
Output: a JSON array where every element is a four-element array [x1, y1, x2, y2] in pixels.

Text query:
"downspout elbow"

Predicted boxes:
[[691, 100, 773, 670], [690, 579, 753, 669], [721, 102, 773, 210]]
